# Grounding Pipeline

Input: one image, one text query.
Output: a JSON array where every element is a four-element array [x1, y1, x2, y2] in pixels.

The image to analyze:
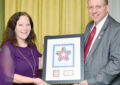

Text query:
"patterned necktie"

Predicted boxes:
[[84, 26, 96, 63]]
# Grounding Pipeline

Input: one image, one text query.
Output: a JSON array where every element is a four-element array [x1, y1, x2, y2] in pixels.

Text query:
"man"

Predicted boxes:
[[74, 0, 120, 85]]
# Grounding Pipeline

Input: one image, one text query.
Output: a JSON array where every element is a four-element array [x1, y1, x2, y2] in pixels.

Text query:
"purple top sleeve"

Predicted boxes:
[[0, 43, 14, 85], [32, 44, 42, 58]]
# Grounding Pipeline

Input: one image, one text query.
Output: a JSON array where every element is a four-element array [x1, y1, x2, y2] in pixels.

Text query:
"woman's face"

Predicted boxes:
[[15, 15, 31, 42]]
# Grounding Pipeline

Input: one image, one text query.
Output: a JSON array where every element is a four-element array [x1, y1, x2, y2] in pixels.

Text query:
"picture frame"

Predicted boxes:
[[42, 34, 84, 84]]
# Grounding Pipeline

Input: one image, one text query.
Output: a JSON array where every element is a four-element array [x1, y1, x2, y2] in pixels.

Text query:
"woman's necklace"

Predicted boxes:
[[16, 47, 36, 78]]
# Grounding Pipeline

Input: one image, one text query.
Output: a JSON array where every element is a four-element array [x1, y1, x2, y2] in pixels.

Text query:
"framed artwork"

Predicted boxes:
[[42, 34, 84, 84]]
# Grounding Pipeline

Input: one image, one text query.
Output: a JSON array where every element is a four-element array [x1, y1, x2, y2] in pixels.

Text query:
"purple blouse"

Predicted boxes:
[[0, 42, 42, 85]]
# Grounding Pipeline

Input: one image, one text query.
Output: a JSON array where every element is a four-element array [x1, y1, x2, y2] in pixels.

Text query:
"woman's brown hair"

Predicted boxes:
[[1, 12, 36, 47]]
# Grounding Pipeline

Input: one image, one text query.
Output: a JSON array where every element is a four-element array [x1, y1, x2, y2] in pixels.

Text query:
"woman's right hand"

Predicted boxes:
[[33, 78, 48, 85]]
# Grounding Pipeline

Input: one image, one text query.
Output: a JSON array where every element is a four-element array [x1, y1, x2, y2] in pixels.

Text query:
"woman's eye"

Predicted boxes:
[[18, 24, 23, 26], [26, 24, 30, 26]]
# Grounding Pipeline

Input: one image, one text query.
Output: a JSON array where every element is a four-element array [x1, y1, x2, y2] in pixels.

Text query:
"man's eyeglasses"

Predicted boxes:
[[88, 4, 107, 10]]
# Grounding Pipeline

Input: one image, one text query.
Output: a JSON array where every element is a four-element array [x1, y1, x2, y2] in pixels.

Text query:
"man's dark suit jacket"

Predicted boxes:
[[84, 15, 120, 85]]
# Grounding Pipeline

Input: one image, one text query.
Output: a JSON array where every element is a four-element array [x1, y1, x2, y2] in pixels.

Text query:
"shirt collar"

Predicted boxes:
[[96, 14, 108, 29]]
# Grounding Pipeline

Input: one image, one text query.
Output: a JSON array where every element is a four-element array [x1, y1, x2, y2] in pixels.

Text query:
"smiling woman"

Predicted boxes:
[[0, 12, 48, 85]]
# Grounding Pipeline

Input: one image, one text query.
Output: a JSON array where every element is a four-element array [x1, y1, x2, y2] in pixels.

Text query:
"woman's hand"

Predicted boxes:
[[33, 78, 48, 85], [13, 74, 48, 85]]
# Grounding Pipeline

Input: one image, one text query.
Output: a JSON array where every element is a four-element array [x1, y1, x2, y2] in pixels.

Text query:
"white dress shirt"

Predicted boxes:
[[89, 14, 108, 52]]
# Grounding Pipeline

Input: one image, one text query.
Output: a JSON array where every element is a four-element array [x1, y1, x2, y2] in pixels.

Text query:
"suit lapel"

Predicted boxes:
[[85, 16, 110, 64], [84, 23, 93, 45]]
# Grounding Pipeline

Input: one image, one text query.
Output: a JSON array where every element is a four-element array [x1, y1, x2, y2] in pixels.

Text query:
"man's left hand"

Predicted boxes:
[[79, 80, 88, 85]]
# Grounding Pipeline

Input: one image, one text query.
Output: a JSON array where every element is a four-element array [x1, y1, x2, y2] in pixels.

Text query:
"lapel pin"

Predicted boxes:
[[98, 36, 101, 39], [100, 32, 104, 35]]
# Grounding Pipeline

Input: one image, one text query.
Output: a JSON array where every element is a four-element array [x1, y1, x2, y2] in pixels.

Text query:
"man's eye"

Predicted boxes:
[[96, 6, 102, 9], [88, 6, 93, 9]]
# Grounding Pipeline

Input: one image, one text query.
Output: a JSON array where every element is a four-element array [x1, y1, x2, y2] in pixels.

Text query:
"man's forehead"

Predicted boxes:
[[88, 0, 106, 5]]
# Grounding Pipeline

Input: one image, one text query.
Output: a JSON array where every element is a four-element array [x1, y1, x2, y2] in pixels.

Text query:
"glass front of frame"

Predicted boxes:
[[42, 34, 84, 84]]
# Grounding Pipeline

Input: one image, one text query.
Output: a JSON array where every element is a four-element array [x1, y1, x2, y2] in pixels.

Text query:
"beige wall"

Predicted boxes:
[[109, 0, 120, 22]]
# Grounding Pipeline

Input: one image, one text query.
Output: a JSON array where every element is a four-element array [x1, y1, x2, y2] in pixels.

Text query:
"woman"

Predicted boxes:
[[0, 12, 47, 85]]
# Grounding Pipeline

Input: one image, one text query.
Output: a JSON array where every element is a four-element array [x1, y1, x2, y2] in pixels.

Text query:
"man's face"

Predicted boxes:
[[88, 0, 109, 24]]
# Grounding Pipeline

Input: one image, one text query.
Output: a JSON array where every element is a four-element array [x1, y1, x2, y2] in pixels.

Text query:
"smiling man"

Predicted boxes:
[[74, 0, 120, 85]]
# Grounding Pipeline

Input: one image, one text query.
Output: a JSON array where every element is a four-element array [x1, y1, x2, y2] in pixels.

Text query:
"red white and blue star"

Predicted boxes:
[[56, 47, 71, 61], [53, 44, 74, 67]]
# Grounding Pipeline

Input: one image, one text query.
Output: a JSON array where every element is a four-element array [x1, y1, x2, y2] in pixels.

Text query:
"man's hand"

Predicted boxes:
[[73, 80, 88, 85], [79, 80, 88, 85]]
